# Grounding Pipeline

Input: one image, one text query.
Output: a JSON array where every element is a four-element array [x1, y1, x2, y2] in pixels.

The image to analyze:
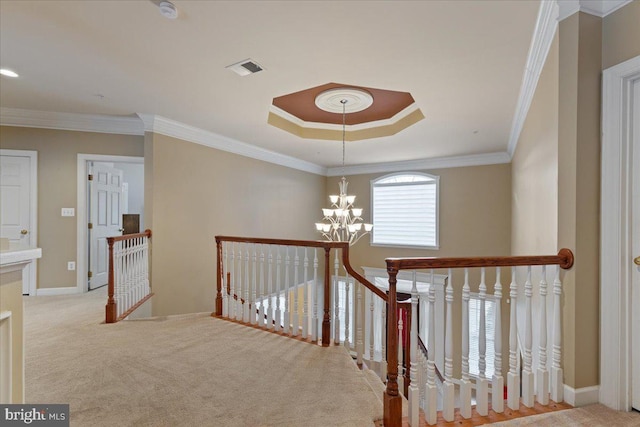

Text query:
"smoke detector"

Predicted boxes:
[[159, 1, 178, 20], [226, 59, 265, 76]]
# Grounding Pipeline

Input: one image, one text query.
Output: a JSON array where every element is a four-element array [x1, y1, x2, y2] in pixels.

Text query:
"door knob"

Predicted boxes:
[[118, 228, 125, 232], [20, 229, 28, 235], [635, 256, 640, 266]]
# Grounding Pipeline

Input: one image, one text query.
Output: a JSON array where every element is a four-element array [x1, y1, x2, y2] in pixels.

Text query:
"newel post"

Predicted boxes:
[[384, 266, 402, 427], [105, 237, 117, 323], [322, 247, 331, 346], [215, 237, 223, 317]]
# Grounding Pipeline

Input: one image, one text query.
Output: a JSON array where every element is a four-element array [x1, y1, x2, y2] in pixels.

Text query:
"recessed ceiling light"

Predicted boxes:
[[0, 68, 19, 78], [159, 1, 178, 19]]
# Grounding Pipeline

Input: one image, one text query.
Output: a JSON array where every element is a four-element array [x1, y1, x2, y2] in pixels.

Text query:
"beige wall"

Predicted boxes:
[[145, 133, 326, 316], [0, 126, 143, 289], [0, 270, 24, 403], [511, 33, 559, 256], [327, 164, 512, 271], [602, 0, 640, 70]]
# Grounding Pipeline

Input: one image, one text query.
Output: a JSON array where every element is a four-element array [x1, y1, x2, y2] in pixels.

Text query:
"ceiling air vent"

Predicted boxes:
[[226, 59, 264, 76]]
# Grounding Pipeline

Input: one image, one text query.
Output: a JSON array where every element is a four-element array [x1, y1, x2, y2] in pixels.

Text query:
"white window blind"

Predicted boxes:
[[371, 173, 438, 248], [468, 295, 496, 378]]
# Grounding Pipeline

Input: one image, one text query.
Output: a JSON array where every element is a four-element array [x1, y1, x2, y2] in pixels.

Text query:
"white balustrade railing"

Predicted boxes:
[[386, 249, 574, 426], [105, 230, 152, 323]]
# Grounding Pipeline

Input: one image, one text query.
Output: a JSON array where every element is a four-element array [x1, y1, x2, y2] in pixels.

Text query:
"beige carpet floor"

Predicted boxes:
[[24, 288, 382, 426], [492, 403, 640, 426]]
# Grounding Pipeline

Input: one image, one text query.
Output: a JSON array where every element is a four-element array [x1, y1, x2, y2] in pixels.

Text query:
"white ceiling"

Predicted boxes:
[[0, 0, 541, 169]]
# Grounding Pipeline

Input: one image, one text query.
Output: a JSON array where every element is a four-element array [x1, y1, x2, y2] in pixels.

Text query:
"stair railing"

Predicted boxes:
[[105, 229, 153, 323], [386, 249, 574, 426]]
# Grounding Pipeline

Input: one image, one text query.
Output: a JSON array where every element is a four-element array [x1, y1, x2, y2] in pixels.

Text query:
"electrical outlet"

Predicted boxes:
[[61, 208, 75, 217], [67, 261, 76, 271]]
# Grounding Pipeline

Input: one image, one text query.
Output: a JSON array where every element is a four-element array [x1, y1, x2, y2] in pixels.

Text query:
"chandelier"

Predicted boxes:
[[315, 95, 372, 245]]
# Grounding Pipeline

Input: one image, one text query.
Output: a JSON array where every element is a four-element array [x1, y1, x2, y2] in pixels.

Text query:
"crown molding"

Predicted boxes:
[[138, 114, 328, 176], [0, 107, 144, 135], [558, 0, 633, 20], [327, 152, 511, 177], [507, 0, 558, 157]]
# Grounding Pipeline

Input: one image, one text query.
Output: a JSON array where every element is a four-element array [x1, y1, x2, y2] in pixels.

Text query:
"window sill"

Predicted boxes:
[[370, 243, 440, 250]]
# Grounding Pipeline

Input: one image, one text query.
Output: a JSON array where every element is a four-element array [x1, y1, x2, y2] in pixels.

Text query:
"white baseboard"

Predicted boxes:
[[36, 287, 79, 296], [563, 384, 600, 406]]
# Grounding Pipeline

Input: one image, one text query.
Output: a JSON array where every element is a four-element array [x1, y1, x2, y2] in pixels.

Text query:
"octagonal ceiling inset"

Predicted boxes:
[[268, 83, 424, 141]]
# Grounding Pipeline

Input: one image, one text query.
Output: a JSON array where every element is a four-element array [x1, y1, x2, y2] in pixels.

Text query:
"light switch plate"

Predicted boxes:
[[61, 208, 75, 217], [67, 261, 76, 271]]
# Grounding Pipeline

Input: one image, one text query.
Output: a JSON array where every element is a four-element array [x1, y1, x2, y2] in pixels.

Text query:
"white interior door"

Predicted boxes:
[[0, 154, 32, 294], [631, 78, 640, 411], [89, 163, 123, 290]]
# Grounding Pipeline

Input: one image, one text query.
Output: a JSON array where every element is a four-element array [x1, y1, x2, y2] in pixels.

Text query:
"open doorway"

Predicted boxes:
[[76, 155, 144, 293]]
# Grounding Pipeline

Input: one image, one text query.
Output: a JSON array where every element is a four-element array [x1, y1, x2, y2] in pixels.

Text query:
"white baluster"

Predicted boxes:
[[267, 246, 274, 330], [222, 242, 228, 317], [369, 290, 375, 364], [507, 266, 520, 410], [344, 273, 351, 349], [251, 245, 257, 325], [443, 269, 455, 421], [243, 245, 250, 323], [312, 248, 319, 342], [231, 243, 237, 320], [551, 265, 564, 402], [537, 265, 549, 405], [460, 268, 472, 419], [292, 247, 299, 336], [397, 315, 404, 395], [356, 282, 363, 365], [236, 243, 243, 321], [493, 267, 504, 413], [408, 271, 419, 427], [258, 245, 265, 328], [477, 267, 489, 416], [284, 247, 291, 335], [425, 269, 437, 425], [381, 298, 387, 381], [275, 247, 282, 332], [522, 266, 534, 407], [302, 248, 309, 339], [334, 250, 340, 344]]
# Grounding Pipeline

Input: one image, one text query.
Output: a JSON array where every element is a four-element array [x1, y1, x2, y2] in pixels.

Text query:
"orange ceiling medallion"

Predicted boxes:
[[268, 82, 424, 141]]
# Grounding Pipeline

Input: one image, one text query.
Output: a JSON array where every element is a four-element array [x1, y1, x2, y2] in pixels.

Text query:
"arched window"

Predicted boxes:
[[371, 172, 439, 248]]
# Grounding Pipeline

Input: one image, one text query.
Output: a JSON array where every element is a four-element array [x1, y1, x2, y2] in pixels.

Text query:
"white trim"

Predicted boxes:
[[328, 152, 511, 177], [558, 0, 633, 20], [507, 0, 558, 157], [138, 114, 327, 176], [0, 108, 144, 136], [0, 149, 38, 296], [600, 55, 640, 411], [268, 103, 421, 132], [76, 154, 144, 294], [564, 385, 600, 407], [35, 287, 78, 296]]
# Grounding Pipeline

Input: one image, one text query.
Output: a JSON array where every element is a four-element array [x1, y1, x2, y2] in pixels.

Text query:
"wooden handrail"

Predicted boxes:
[[215, 235, 344, 249], [386, 248, 574, 271], [107, 229, 152, 244]]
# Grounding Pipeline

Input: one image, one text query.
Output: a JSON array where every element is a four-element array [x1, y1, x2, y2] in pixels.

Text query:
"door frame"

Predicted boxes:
[[76, 154, 143, 293], [600, 55, 640, 411], [0, 149, 38, 296]]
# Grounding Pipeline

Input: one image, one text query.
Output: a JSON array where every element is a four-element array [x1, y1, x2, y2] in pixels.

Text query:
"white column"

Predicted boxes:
[[507, 266, 520, 410], [476, 267, 489, 416], [267, 246, 274, 330], [275, 247, 282, 332], [425, 270, 437, 425], [551, 265, 564, 402], [312, 248, 319, 342], [522, 266, 534, 407], [302, 248, 309, 339], [442, 269, 455, 422], [492, 267, 504, 413], [460, 268, 472, 419], [537, 265, 549, 405], [292, 247, 300, 336], [408, 271, 419, 427], [258, 245, 265, 328], [284, 247, 291, 335]]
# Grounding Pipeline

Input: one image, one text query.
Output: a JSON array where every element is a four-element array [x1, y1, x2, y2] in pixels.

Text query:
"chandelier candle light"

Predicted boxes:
[[315, 92, 373, 245]]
